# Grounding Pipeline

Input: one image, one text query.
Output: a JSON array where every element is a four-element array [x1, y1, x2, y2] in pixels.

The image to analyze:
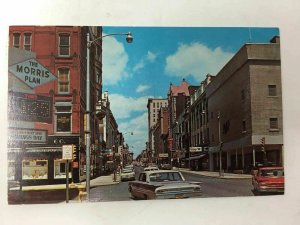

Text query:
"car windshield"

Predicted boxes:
[[260, 169, 284, 177], [149, 172, 183, 182]]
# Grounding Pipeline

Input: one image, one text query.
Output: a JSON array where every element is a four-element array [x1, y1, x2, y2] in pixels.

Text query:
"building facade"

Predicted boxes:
[[8, 26, 102, 185], [147, 98, 168, 161], [206, 36, 283, 172]]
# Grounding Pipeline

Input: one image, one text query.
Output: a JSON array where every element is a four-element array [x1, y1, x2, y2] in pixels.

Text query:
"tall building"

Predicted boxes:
[[8, 26, 102, 185], [147, 98, 168, 160], [206, 36, 283, 172]]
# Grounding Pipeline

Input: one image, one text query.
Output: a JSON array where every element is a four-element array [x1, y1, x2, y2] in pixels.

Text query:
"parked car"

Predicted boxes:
[[120, 165, 135, 181], [252, 166, 284, 195], [144, 166, 159, 172], [128, 170, 202, 200]]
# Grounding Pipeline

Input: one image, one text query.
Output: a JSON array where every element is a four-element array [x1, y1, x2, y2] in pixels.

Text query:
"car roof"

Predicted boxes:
[[143, 170, 180, 174]]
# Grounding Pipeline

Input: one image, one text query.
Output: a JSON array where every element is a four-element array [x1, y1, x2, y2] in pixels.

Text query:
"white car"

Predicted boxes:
[[120, 166, 135, 181], [144, 166, 159, 172], [128, 170, 202, 200]]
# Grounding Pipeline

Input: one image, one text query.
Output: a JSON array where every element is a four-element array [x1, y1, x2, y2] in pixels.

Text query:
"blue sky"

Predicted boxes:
[[102, 27, 279, 157]]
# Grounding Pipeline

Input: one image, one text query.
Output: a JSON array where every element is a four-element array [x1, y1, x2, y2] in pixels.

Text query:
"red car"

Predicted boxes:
[[252, 167, 284, 195]]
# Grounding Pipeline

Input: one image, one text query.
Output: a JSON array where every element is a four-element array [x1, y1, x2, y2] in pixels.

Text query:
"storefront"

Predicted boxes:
[[8, 135, 84, 186]]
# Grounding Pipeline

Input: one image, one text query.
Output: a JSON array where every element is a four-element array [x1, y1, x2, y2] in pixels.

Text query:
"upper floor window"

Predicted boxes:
[[242, 120, 246, 132], [55, 104, 72, 133], [58, 68, 70, 94], [268, 85, 277, 96], [58, 33, 70, 56], [269, 118, 278, 130], [23, 33, 32, 51], [13, 33, 21, 48], [241, 89, 245, 100]]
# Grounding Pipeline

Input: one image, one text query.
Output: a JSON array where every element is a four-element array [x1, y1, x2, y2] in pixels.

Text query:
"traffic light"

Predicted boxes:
[[72, 145, 77, 160]]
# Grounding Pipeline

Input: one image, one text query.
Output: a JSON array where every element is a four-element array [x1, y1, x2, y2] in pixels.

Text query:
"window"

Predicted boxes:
[[269, 118, 278, 130], [55, 105, 72, 132], [268, 85, 277, 96], [54, 160, 72, 179], [241, 89, 245, 100], [22, 160, 48, 180], [242, 120, 246, 132], [13, 33, 21, 48], [58, 68, 70, 93], [58, 33, 70, 56], [23, 33, 32, 51]]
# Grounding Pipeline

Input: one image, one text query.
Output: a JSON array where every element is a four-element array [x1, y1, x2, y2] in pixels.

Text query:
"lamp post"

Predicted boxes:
[[86, 29, 133, 201]]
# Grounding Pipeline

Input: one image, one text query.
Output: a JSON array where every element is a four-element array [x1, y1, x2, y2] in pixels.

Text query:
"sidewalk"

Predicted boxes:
[[176, 168, 252, 179]]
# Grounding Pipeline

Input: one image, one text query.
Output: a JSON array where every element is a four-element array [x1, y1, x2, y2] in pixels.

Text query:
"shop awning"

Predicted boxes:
[[185, 154, 207, 161]]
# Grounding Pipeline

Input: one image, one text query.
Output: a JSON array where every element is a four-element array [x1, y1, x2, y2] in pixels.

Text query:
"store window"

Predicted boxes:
[[58, 68, 70, 94], [22, 159, 48, 180], [23, 33, 32, 51], [58, 33, 70, 56], [13, 33, 21, 48], [55, 104, 72, 133], [54, 160, 72, 179], [8, 160, 15, 180]]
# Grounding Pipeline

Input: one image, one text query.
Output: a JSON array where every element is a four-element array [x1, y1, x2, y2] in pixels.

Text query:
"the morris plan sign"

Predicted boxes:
[[189, 147, 202, 152], [9, 58, 57, 88]]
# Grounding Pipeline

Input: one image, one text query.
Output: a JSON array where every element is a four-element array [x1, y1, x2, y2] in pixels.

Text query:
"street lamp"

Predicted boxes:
[[86, 28, 133, 201]]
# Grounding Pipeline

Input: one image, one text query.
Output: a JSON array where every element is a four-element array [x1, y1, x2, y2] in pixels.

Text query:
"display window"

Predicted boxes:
[[8, 160, 15, 180], [22, 159, 48, 179], [54, 159, 72, 179]]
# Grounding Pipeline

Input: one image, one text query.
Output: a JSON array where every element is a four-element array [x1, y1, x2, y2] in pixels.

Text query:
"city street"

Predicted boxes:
[[88, 166, 254, 202]]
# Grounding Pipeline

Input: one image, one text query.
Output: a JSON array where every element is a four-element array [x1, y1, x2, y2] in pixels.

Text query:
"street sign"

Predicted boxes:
[[8, 128, 47, 143], [159, 153, 169, 158], [62, 145, 73, 160], [9, 58, 57, 88]]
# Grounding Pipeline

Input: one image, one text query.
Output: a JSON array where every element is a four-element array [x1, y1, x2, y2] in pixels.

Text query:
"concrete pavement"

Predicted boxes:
[[176, 167, 252, 179]]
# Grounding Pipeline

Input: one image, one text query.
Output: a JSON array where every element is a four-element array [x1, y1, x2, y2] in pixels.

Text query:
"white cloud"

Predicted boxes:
[[102, 35, 129, 85], [146, 51, 157, 62], [109, 94, 151, 119], [132, 51, 158, 73], [165, 43, 234, 81], [132, 61, 145, 72], [136, 84, 151, 93], [118, 112, 149, 156]]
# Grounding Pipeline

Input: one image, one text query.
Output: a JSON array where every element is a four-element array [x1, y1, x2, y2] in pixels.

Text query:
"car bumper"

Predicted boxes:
[[121, 176, 135, 181], [156, 191, 202, 199], [257, 186, 284, 193]]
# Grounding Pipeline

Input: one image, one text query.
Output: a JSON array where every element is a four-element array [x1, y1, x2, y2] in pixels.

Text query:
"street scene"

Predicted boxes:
[[7, 26, 284, 204]]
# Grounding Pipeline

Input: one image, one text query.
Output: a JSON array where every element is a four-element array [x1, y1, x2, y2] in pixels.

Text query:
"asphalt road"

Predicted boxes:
[[89, 167, 254, 202]]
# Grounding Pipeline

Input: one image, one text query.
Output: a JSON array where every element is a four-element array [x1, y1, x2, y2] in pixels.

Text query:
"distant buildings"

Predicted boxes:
[[142, 36, 283, 173]]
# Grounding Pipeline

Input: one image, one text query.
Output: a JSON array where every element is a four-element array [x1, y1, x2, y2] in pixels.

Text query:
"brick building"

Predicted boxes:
[[8, 26, 102, 185]]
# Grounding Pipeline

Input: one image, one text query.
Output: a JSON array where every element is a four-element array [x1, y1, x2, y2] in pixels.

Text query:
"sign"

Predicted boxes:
[[9, 58, 57, 88], [8, 128, 47, 143], [8, 92, 52, 123], [62, 145, 73, 160], [73, 161, 79, 168], [159, 153, 169, 158], [189, 147, 202, 152]]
